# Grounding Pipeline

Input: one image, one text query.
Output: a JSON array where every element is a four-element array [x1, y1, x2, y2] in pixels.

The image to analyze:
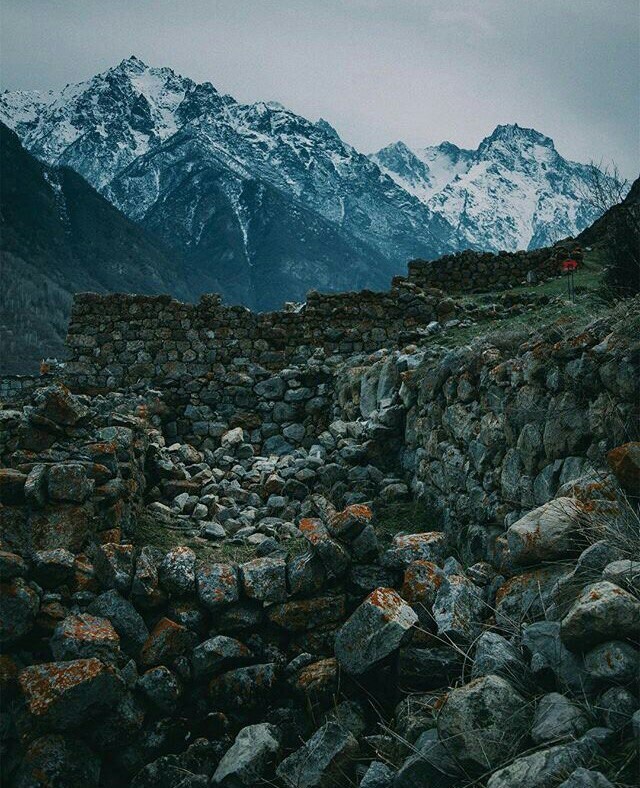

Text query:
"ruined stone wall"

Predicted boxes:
[[64, 283, 452, 390], [408, 239, 580, 293], [336, 300, 640, 563]]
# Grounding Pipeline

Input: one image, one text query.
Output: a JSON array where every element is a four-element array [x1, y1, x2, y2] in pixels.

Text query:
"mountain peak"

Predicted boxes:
[[114, 54, 149, 73], [482, 123, 555, 149]]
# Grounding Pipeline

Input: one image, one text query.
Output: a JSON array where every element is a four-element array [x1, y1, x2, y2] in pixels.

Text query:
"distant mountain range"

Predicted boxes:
[[1, 56, 607, 314]]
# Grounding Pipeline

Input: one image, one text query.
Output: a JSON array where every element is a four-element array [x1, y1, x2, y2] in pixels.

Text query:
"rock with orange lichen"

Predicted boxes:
[[495, 565, 568, 628], [0, 577, 39, 646], [334, 587, 417, 674], [31, 383, 89, 426], [401, 560, 444, 608], [158, 546, 196, 597], [299, 517, 350, 579], [327, 503, 372, 540], [18, 657, 124, 730], [560, 581, 640, 650], [88, 589, 149, 657], [381, 532, 447, 570], [291, 657, 339, 704], [131, 545, 166, 610], [240, 556, 287, 603], [50, 613, 120, 664], [584, 640, 639, 683], [196, 561, 240, 610], [607, 442, 640, 495], [507, 497, 579, 565], [47, 463, 94, 503], [93, 542, 135, 593], [29, 504, 93, 553], [267, 595, 345, 632], [140, 617, 193, 667]]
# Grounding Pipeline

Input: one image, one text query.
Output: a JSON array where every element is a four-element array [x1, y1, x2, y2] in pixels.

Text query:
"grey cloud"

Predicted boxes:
[[1, 0, 637, 177]]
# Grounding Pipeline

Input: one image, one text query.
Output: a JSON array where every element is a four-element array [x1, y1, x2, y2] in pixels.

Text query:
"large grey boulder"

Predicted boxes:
[[530, 693, 589, 743], [584, 640, 639, 683], [191, 635, 250, 681], [276, 721, 359, 787], [433, 574, 484, 642], [212, 723, 280, 786], [158, 546, 197, 597], [472, 631, 526, 681], [393, 728, 461, 787], [522, 621, 592, 693], [88, 590, 149, 657], [360, 761, 394, 788], [558, 768, 614, 788], [507, 497, 578, 564], [560, 581, 640, 650], [486, 728, 612, 788], [437, 674, 529, 770], [335, 588, 417, 675]]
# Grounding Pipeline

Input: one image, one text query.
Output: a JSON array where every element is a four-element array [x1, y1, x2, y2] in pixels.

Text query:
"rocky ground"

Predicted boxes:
[[1, 298, 639, 787]]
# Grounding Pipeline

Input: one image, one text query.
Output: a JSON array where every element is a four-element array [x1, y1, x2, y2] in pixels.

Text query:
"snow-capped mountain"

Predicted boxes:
[[1, 57, 602, 306], [371, 124, 600, 251], [0, 56, 454, 308]]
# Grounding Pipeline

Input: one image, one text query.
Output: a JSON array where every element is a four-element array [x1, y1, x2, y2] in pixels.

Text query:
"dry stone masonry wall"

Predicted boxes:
[[408, 239, 581, 292], [65, 283, 453, 389]]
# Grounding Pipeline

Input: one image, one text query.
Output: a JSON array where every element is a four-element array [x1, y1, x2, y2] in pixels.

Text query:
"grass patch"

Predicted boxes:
[[131, 510, 309, 564], [374, 500, 439, 547]]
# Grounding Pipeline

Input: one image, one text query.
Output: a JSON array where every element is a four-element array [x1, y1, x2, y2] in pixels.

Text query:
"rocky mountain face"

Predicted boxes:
[[1, 56, 454, 309], [0, 122, 191, 374], [371, 124, 601, 252]]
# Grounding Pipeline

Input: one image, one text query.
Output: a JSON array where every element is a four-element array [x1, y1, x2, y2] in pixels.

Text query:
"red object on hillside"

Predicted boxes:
[[562, 259, 579, 272]]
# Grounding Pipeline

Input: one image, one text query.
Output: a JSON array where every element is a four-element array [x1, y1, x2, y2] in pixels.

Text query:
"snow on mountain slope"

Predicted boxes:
[[1, 56, 454, 279], [371, 124, 601, 251], [2, 57, 602, 296]]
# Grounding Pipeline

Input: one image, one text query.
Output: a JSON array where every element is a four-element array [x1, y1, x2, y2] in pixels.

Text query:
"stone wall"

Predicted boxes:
[[408, 239, 582, 293], [64, 283, 453, 390]]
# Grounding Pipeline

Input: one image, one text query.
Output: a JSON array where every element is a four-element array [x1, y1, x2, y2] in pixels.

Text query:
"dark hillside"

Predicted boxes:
[[0, 122, 191, 373]]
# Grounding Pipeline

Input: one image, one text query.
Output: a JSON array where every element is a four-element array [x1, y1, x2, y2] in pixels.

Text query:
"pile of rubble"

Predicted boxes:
[[1, 381, 638, 787]]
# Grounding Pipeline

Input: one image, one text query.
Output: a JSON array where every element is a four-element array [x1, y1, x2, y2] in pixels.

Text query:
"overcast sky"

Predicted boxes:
[[2, 0, 638, 177]]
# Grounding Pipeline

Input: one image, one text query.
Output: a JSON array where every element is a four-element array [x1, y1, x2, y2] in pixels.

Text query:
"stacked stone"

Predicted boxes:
[[408, 239, 579, 293], [63, 281, 445, 391]]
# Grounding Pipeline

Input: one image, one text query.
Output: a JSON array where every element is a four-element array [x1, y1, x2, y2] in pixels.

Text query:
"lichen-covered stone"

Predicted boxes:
[[560, 581, 640, 651], [213, 722, 281, 786], [437, 674, 529, 770], [51, 613, 120, 664], [276, 721, 359, 788], [381, 532, 447, 569], [335, 587, 417, 675], [191, 635, 250, 680], [240, 556, 287, 604], [140, 617, 192, 667], [507, 497, 578, 564], [196, 562, 240, 610], [18, 658, 124, 730]]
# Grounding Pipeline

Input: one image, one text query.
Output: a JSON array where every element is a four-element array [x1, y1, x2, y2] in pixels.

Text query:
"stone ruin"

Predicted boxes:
[[0, 266, 638, 786]]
